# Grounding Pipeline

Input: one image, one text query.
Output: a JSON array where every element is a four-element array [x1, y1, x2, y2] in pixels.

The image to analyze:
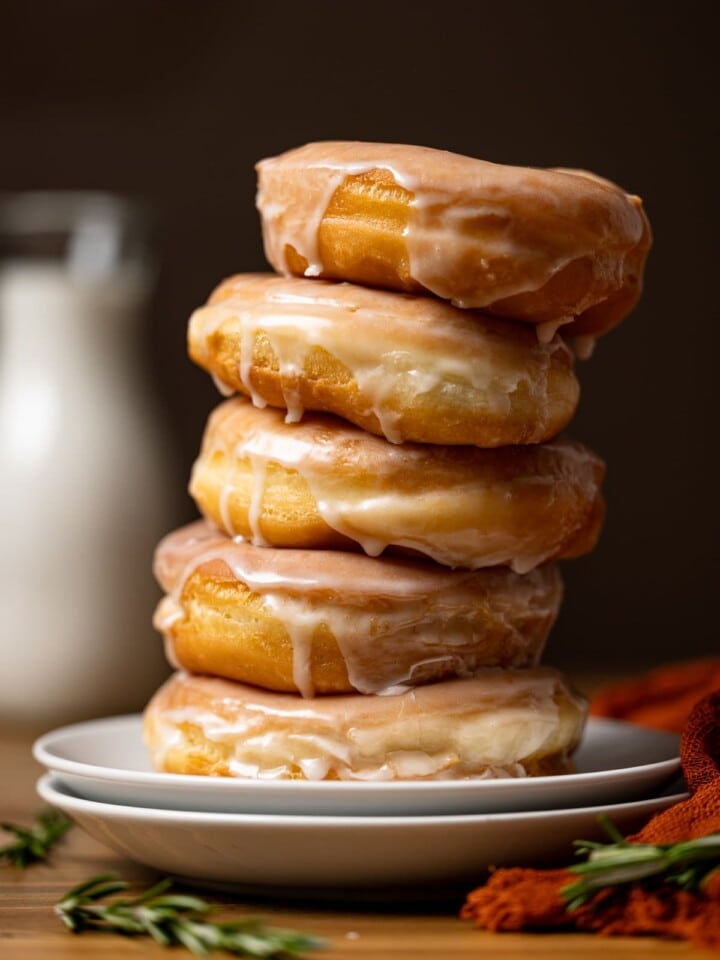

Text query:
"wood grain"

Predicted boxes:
[[0, 724, 703, 960]]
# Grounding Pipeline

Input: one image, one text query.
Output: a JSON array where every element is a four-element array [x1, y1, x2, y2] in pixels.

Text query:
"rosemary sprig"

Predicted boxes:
[[55, 873, 327, 957], [1, 809, 72, 867], [561, 815, 720, 912]]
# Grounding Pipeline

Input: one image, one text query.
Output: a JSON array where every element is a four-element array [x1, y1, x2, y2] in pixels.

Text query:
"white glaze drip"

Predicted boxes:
[[145, 669, 586, 781], [573, 335, 597, 360], [153, 522, 563, 697], [188, 274, 578, 446], [211, 373, 235, 397], [154, 596, 184, 631], [246, 454, 269, 546], [536, 318, 567, 344], [256, 160, 375, 278], [190, 398, 603, 573], [281, 379, 304, 424], [256, 142, 647, 317], [262, 593, 316, 698], [217, 456, 237, 536], [239, 321, 266, 408]]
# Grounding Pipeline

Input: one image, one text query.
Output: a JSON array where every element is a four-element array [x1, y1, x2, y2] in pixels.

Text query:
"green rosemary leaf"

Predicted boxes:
[[62, 871, 124, 898], [0, 809, 71, 867], [561, 821, 720, 910], [123, 877, 174, 903], [596, 814, 628, 845], [55, 872, 326, 957], [174, 923, 211, 956], [569, 844, 668, 876], [144, 917, 173, 947], [572, 840, 606, 853], [667, 835, 720, 863], [562, 888, 592, 912], [149, 893, 213, 912], [666, 866, 703, 889]]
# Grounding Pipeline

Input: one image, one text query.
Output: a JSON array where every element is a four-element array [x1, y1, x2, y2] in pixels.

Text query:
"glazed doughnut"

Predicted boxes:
[[153, 521, 563, 697], [256, 142, 651, 338], [188, 273, 579, 446], [189, 398, 605, 572], [143, 669, 587, 780]]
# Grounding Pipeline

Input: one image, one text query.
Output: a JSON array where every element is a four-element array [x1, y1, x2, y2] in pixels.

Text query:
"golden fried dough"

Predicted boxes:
[[188, 273, 579, 446], [143, 669, 587, 780], [153, 521, 563, 696], [189, 398, 604, 572], [256, 142, 651, 339]]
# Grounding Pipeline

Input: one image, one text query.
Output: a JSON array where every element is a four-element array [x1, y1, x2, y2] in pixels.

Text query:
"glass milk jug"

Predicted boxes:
[[0, 193, 175, 724]]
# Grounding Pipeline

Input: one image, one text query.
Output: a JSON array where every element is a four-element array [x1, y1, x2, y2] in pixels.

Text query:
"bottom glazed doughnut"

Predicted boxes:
[[143, 669, 587, 781]]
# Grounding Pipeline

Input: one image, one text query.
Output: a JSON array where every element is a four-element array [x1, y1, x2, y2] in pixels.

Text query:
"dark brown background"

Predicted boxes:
[[2, 0, 718, 670]]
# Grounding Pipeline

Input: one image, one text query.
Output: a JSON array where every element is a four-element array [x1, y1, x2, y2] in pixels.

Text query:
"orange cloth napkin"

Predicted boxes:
[[461, 662, 720, 949], [590, 658, 720, 734]]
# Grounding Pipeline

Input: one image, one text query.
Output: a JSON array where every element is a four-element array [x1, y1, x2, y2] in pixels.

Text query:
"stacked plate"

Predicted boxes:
[[35, 716, 685, 899]]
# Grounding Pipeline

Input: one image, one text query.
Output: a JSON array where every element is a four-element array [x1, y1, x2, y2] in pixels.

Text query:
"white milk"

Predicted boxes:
[[0, 258, 175, 723]]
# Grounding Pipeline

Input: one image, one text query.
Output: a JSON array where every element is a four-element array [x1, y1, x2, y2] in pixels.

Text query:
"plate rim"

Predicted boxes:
[[38, 772, 689, 827], [33, 713, 681, 793]]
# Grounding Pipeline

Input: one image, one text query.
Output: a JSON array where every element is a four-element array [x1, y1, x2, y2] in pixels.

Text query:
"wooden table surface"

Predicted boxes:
[[0, 722, 707, 960]]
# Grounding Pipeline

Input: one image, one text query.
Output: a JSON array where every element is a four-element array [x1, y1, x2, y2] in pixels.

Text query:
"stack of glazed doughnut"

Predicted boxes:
[[144, 142, 651, 782]]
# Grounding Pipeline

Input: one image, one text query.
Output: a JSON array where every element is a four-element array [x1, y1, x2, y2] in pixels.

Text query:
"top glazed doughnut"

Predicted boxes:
[[256, 142, 651, 340]]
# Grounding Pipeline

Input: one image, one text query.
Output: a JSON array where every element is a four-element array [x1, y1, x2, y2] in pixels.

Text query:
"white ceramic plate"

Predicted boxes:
[[38, 773, 687, 897], [34, 715, 680, 817]]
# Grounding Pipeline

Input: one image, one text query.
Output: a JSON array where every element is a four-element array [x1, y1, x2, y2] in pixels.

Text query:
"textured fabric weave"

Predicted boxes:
[[461, 667, 720, 949], [591, 658, 720, 734]]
